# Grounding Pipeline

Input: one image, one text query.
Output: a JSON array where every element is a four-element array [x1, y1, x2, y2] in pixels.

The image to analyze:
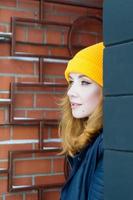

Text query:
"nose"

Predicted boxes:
[[67, 83, 78, 98]]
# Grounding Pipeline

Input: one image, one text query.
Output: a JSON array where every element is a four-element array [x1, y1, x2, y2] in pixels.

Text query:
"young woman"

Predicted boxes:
[[59, 42, 104, 200]]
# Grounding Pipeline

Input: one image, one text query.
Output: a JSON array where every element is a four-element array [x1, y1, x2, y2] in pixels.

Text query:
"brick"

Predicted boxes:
[[70, 9, 102, 24], [78, 18, 102, 33], [16, 85, 45, 93], [0, 126, 10, 141], [53, 158, 64, 173], [0, 178, 8, 194], [25, 192, 38, 200], [0, 9, 39, 24], [51, 85, 66, 94], [28, 28, 44, 44], [97, 34, 103, 42], [43, 62, 66, 76], [43, 141, 61, 148], [69, 22, 102, 46], [78, 33, 98, 46], [44, 110, 60, 120], [15, 93, 34, 108], [46, 30, 62, 45], [0, 76, 15, 90], [0, 43, 10, 56], [15, 159, 51, 175], [50, 128, 59, 138], [0, 0, 16, 7], [0, 110, 5, 124], [44, 14, 71, 24], [34, 150, 60, 158], [12, 126, 38, 140], [18, 0, 39, 10], [13, 177, 32, 187], [0, 59, 34, 75], [37, 85, 51, 92], [53, 4, 88, 16], [14, 152, 35, 159], [5, 194, 23, 200], [35, 174, 65, 185], [15, 25, 27, 42], [0, 161, 8, 169], [0, 24, 7, 32], [36, 94, 61, 108], [17, 77, 38, 82], [14, 110, 26, 119], [53, 78, 67, 84], [42, 127, 49, 139], [15, 43, 49, 56], [43, 2, 54, 12], [49, 127, 59, 138], [43, 190, 60, 200], [27, 110, 45, 119], [0, 144, 32, 159], [50, 46, 69, 57], [62, 30, 69, 45]]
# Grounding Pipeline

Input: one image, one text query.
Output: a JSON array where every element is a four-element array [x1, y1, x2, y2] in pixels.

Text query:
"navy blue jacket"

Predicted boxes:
[[60, 131, 104, 200]]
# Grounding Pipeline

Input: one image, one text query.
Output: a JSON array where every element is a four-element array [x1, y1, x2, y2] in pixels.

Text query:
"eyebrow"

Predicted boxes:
[[69, 74, 87, 79]]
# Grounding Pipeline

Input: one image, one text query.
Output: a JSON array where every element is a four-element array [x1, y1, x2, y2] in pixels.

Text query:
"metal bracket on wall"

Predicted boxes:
[[11, 17, 72, 58], [9, 82, 67, 125], [0, 32, 12, 42], [0, 168, 9, 174], [0, 119, 63, 174], [38, 57, 68, 82], [0, 99, 11, 106], [68, 15, 102, 55], [38, 120, 60, 150], [0, 98, 12, 126], [11, 16, 103, 60], [8, 148, 64, 199]]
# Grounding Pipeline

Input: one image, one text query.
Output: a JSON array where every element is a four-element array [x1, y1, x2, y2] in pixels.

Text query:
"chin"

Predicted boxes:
[[72, 113, 89, 119], [73, 116, 82, 119]]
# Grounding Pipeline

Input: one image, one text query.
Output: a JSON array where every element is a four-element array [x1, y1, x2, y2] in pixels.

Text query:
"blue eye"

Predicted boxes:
[[81, 81, 90, 85]]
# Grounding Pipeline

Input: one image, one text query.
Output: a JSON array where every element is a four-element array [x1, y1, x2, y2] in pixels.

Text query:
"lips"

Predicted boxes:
[[71, 102, 82, 109]]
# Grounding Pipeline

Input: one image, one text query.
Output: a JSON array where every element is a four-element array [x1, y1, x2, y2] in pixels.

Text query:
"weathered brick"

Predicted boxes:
[[15, 159, 51, 175], [43, 190, 61, 200], [0, 144, 32, 159], [5, 194, 23, 200], [0, 59, 34, 75], [12, 126, 38, 140], [0, 126, 10, 141], [25, 192, 38, 200], [35, 174, 65, 185]]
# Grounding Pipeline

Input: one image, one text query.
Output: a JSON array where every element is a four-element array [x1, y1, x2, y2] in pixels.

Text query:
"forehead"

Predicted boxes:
[[69, 72, 92, 82]]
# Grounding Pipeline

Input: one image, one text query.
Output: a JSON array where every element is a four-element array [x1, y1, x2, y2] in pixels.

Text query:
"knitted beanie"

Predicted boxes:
[[65, 42, 104, 87]]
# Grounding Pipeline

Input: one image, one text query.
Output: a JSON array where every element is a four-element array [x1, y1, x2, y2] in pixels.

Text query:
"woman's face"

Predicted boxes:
[[67, 73, 102, 119]]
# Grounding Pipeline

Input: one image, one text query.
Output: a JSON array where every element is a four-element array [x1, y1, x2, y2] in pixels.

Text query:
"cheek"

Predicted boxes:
[[83, 87, 101, 107]]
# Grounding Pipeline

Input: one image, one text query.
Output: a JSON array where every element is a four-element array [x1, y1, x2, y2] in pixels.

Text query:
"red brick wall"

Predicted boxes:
[[0, 1, 102, 199]]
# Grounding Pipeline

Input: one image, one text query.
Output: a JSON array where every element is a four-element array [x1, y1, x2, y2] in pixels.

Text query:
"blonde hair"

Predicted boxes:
[[59, 90, 103, 157]]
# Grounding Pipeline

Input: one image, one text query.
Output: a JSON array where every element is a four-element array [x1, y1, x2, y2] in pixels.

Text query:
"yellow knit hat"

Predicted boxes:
[[65, 42, 104, 87]]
